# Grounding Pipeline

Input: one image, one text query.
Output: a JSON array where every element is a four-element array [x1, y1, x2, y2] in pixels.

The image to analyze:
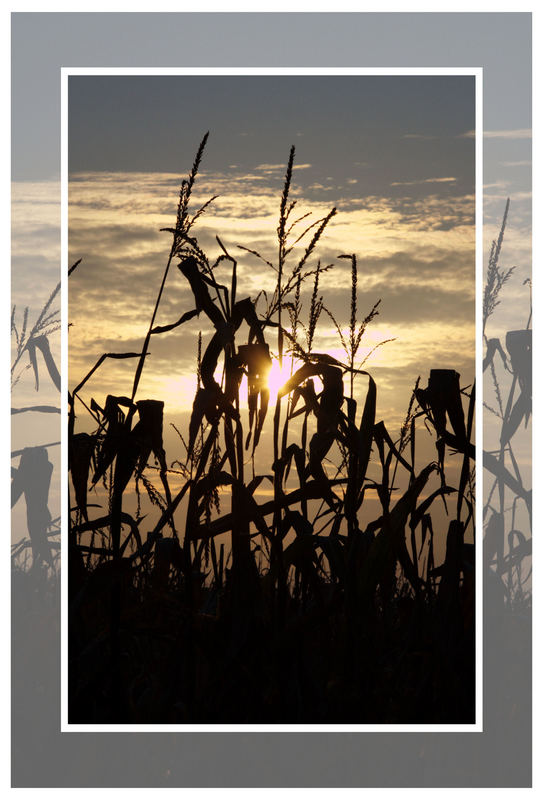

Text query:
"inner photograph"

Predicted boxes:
[[67, 74, 476, 724]]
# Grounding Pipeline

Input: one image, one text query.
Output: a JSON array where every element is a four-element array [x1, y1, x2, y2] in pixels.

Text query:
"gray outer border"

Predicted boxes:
[[11, 12, 531, 787]]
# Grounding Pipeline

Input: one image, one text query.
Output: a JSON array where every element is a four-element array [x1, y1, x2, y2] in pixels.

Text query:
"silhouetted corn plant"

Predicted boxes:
[[482, 200, 531, 607], [11, 284, 65, 575]]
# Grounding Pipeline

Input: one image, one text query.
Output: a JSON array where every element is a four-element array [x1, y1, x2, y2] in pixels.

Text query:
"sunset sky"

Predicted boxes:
[[68, 76, 476, 444]]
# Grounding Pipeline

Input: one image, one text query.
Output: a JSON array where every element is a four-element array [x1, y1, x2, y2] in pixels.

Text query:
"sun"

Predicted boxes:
[[236, 353, 296, 407], [265, 355, 299, 402]]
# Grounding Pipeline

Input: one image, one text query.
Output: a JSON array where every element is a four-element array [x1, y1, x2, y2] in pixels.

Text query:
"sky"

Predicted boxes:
[[62, 74, 479, 545], [68, 75, 476, 193], [67, 73, 476, 411]]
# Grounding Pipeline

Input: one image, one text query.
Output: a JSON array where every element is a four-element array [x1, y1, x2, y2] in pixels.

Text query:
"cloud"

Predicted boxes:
[[459, 129, 531, 140], [254, 163, 312, 172], [484, 129, 532, 139], [390, 177, 457, 187], [500, 161, 531, 168], [307, 183, 335, 191], [11, 181, 61, 328]]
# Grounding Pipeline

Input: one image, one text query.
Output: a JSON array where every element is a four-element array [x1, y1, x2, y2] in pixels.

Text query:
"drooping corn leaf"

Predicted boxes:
[[69, 432, 96, 521], [150, 308, 200, 334]]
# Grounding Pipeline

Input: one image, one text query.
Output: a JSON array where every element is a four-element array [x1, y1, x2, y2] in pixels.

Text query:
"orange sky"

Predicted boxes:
[[68, 166, 476, 428]]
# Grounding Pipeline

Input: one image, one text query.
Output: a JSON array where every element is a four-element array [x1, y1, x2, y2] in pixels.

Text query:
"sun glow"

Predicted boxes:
[[160, 375, 198, 412], [235, 352, 301, 408], [266, 355, 299, 401], [159, 354, 301, 414], [154, 337, 396, 418]]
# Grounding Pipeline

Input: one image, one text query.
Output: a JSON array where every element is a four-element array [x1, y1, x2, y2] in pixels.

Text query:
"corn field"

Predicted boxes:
[[61, 134, 483, 723]]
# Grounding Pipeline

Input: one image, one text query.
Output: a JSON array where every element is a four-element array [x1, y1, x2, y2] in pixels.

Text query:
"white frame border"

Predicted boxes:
[[60, 65, 483, 734]]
